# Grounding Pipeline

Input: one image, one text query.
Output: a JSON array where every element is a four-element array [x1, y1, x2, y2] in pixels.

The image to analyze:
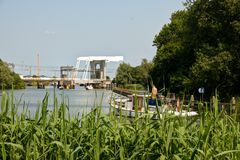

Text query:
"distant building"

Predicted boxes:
[[60, 66, 75, 79]]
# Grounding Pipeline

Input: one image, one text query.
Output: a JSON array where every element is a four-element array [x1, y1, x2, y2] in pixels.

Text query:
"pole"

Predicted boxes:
[[37, 53, 40, 77]]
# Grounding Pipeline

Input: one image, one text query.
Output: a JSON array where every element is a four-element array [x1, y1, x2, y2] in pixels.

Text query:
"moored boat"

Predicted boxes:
[[85, 84, 93, 90], [109, 93, 198, 119], [58, 86, 64, 90]]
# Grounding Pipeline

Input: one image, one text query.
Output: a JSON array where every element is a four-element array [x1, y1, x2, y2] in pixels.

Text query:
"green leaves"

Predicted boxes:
[[1, 89, 240, 159], [115, 59, 153, 88], [152, 0, 240, 98], [190, 51, 233, 89], [0, 59, 25, 89]]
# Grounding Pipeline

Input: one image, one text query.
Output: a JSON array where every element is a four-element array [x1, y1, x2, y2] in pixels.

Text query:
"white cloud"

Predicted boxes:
[[44, 30, 56, 35]]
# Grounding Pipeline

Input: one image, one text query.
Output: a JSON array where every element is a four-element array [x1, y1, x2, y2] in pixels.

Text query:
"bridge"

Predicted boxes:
[[74, 56, 123, 83], [17, 56, 123, 89]]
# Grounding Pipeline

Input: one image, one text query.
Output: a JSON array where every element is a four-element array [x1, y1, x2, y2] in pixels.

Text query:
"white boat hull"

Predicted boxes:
[[109, 95, 198, 119], [85, 85, 93, 90]]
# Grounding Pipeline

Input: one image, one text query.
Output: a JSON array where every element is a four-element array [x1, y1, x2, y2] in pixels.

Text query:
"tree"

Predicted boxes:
[[0, 60, 14, 88], [152, 10, 191, 94], [115, 59, 153, 89], [186, 0, 240, 98], [0, 59, 25, 89], [115, 63, 133, 86], [151, 0, 240, 98]]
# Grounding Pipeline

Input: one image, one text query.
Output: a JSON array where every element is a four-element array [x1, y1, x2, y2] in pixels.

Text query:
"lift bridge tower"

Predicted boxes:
[[74, 56, 123, 85]]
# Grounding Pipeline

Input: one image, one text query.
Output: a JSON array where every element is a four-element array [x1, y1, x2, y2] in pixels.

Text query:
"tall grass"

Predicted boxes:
[[0, 89, 240, 159]]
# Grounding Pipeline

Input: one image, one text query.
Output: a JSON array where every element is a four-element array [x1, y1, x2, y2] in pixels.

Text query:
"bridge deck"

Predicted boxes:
[[22, 77, 106, 84]]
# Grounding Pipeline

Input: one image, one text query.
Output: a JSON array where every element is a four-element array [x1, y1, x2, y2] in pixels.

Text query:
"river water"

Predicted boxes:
[[0, 86, 113, 117]]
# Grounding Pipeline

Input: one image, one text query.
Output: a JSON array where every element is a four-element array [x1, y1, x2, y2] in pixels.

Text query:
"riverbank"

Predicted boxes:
[[112, 87, 147, 96]]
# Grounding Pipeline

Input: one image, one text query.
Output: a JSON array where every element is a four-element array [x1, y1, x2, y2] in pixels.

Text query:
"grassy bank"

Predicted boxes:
[[1, 90, 240, 159]]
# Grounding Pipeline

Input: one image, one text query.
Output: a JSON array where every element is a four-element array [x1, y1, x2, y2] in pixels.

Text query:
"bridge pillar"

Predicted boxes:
[[90, 60, 106, 80]]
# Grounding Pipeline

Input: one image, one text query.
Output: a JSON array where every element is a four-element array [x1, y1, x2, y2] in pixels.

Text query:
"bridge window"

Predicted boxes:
[[95, 64, 101, 70]]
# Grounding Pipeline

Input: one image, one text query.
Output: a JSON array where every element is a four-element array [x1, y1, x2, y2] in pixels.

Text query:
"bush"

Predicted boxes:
[[0, 59, 25, 89], [124, 83, 145, 90]]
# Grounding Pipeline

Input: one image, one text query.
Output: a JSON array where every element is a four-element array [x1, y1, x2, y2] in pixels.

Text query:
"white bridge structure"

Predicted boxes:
[[20, 56, 123, 88], [74, 56, 123, 84]]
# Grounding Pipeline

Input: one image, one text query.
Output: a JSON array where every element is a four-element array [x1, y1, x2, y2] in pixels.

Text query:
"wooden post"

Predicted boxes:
[[176, 97, 181, 112], [190, 95, 194, 111], [231, 97, 236, 113], [212, 96, 215, 111]]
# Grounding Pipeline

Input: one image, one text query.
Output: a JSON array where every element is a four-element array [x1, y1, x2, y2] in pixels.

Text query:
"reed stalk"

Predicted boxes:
[[0, 89, 240, 159]]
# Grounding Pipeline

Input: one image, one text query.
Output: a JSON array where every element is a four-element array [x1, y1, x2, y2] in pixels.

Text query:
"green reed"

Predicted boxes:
[[0, 89, 240, 159]]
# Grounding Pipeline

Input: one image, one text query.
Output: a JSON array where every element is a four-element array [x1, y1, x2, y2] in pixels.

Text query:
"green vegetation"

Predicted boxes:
[[0, 59, 25, 89], [124, 84, 145, 90], [1, 90, 240, 159], [152, 0, 240, 98], [115, 0, 240, 99], [1, 0, 240, 159], [115, 59, 152, 89]]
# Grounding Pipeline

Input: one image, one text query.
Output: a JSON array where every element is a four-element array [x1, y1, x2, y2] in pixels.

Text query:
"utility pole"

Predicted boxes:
[[37, 53, 40, 77], [29, 66, 32, 76]]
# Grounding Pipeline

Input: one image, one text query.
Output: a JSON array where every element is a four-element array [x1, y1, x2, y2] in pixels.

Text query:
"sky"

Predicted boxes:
[[0, 0, 185, 76]]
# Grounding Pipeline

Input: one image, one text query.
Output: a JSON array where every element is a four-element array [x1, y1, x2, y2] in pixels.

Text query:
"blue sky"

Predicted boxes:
[[0, 0, 184, 76]]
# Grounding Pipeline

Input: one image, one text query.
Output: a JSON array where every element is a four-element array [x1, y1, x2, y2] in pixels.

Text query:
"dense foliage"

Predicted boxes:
[[0, 59, 25, 89], [114, 0, 240, 99], [1, 91, 240, 159], [115, 59, 153, 89], [152, 0, 240, 99]]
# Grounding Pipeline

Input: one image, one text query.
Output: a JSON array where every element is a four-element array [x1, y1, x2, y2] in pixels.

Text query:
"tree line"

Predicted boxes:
[[115, 0, 240, 99], [0, 59, 25, 89], [114, 59, 152, 90]]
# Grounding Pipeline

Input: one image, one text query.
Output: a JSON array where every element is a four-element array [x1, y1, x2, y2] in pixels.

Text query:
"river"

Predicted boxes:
[[0, 86, 113, 117]]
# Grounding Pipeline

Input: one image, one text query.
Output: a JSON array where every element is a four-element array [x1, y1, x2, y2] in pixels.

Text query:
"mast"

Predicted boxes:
[[37, 53, 40, 77]]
